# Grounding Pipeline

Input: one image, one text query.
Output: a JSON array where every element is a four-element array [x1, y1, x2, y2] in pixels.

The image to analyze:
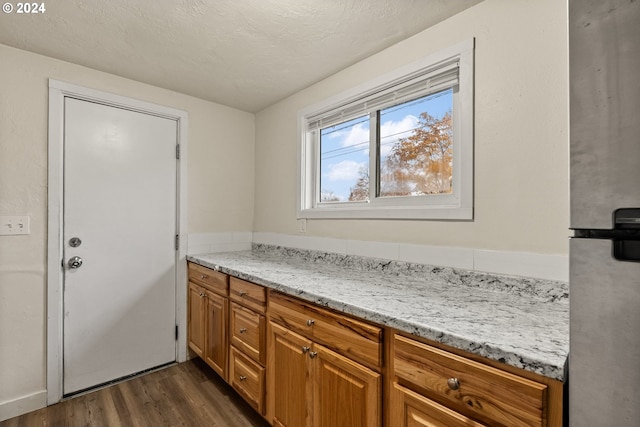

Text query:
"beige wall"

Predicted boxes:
[[0, 43, 255, 416], [254, 0, 569, 255]]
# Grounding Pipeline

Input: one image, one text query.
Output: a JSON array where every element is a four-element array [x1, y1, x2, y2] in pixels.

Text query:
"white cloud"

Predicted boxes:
[[341, 123, 369, 148], [328, 122, 370, 154], [323, 160, 365, 181], [379, 115, 419, 157]]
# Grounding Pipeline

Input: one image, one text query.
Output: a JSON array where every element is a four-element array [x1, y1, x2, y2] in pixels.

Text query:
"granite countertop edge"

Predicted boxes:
[[187, 246, 569, 382]]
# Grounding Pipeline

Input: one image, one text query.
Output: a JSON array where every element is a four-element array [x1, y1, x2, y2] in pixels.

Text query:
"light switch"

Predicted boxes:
[[0, 215, 31, 235]]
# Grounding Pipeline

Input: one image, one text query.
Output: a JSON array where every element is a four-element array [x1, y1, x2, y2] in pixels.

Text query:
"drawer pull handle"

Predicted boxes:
[[306, 319, 315, 326], [200, 274, 207, 280], [301, 346, 310, 354], [239, 375, 247, 381], [309, 351, 318, 359], [239, 291, 247, 297], [447, 378, 460, 391], [239, 328, 247, 334]]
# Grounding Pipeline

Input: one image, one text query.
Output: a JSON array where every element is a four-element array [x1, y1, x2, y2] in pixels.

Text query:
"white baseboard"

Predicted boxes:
[[253, 232, 568, 282], [0, 390, 47, 422]]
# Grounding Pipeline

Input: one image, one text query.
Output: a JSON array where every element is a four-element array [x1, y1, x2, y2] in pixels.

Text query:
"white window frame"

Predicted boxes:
[[297, 39, 474, 220]]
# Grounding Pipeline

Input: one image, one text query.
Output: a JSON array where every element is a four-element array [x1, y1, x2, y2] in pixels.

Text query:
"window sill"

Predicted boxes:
[[298, 205, 473, 220]]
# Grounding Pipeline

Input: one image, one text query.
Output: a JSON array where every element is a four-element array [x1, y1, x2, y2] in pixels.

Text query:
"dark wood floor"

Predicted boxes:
[[1, 358, 270, 427]]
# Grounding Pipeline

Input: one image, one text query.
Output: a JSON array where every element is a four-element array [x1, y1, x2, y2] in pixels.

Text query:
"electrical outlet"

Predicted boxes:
[[298, 219, 307, 233], [0, 215, 31, 235]]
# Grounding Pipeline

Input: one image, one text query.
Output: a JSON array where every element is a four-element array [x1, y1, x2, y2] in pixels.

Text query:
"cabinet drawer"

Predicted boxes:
[[229, 346, 265, 415], [230, 277, 266, 313], [269, 291, 382, 369], [230, 302, 266, 364], [391, 382, 487, 427], [188, 263, 228, 295], [394, 334, 547, 427]]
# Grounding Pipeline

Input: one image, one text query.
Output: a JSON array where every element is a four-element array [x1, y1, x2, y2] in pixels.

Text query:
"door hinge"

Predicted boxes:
[[175, 325, 179, 340], [175, 234, 179, 250], [176, 144, 180, 159]]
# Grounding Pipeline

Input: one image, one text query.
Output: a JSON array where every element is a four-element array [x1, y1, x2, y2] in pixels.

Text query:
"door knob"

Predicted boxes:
[[68, 256, 83, 269]]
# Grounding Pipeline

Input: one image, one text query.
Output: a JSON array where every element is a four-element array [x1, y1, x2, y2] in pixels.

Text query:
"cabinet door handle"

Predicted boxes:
[[306, 319, 315, 326], [447, 378, 460, 390], [239, 328, 247, 334], [309, 351, 318, 359], [239, 375, 247, 381], [301, 346, 310, 354]]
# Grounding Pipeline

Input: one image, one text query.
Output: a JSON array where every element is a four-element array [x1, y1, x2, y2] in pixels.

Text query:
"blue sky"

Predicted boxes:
[[320, 88, 453, 201]]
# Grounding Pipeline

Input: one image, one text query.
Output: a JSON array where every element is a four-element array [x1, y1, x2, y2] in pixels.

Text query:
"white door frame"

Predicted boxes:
[[47, 80, 189, 404]]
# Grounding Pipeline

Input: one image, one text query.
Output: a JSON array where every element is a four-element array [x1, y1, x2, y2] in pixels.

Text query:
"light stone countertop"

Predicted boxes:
[[187, 244, 569, 381]]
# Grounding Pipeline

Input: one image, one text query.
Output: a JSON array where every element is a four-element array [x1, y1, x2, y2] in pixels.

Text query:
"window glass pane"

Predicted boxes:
[[378, 88, 454, 198], [320, 115, 370, 203]]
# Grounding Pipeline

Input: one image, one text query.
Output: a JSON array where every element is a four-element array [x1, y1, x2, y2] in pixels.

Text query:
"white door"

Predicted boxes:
[[63, 97, 177, 395]]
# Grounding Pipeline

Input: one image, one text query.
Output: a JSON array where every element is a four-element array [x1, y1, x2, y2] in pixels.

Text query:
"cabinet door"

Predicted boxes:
[[269, 322, 313, 427], [390, 383, 487, 427], [204, 289, 228, 380], [187, 282, 205, 357], [312, 343, 381, 427]]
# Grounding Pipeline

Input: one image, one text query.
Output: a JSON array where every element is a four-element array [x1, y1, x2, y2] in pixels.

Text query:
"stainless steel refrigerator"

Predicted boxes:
[[569, 1, 640, 426]]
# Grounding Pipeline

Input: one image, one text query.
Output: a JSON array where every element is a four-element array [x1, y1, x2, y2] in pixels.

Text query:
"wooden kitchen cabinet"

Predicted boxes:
[[268, 322, 311, 427], [204, 289, 228, 379], [390, 382, 487, 427], [187, 281, 206, 357], [229, 345, 266, 414], [187, 263, 229, 381], [390, 333, 563, 427], [312, 341, 381, 427], [230, 276, 267, 313], [268, 291, 382, 369], [267, 291, 382, 427], [230, 302, 266, 364], [228, 277, 267, 414], [187, 262, 564, 427]]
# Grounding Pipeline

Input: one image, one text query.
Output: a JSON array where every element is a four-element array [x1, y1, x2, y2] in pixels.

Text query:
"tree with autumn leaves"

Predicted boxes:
[[348, 111, 453, 201]]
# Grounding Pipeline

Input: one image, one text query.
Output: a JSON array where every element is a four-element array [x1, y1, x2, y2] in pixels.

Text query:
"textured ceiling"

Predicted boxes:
[[0, 0, 482, 112]]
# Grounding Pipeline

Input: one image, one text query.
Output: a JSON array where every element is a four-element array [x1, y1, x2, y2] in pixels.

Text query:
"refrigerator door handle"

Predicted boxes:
[[615, 218, 640, 225], [613, 209, 640, 262], [572, 209, 640, 262], [613, 240, 640, 262], [615, 208, 640, 229]]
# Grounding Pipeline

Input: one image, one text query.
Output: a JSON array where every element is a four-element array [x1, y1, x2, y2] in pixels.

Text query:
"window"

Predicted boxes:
[[298, 39, 474, 220]]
